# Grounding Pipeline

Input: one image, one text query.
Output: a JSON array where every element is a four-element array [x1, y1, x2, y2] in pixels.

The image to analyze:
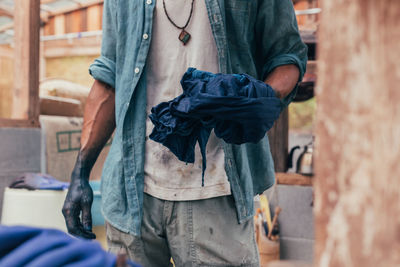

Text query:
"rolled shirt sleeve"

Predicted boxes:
[[256, 0, 308, 106], [89, 0, 117, 89]]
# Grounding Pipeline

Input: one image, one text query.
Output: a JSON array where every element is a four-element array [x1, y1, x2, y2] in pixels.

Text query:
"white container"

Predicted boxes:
[[1, 188, 68, 232]]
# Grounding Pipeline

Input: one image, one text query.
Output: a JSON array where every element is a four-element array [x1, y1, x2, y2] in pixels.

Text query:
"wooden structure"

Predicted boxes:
[[0, 1, 103, 36], [42, 1, 103, 57], [315, 1, 400, 266], [0, 44, 13, 118], [0, 0, 104, 120], [12, 0, 40, 121], [0, 0, 40, 127], [269, 110, 289, 172], [43, 1, 103, 35], [276, 172, 313, 187], [293, 0, 319, 30], [43, 34, 101, 58]]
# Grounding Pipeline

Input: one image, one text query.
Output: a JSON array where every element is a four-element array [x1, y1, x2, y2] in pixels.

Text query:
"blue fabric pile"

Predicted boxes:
[[0, 226, 140, 267], [149, 68, 283, 185], [9, 173, 69, 191]]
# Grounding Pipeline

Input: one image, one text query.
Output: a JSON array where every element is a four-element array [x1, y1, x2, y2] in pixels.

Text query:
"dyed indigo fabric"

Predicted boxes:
[[149, 68, 283, 184], [9, 173, 69, 190], [0, 226, 140, 267]]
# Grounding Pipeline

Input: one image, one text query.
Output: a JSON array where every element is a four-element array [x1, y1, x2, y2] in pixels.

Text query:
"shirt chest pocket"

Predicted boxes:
[[225, 0, 251, 45]]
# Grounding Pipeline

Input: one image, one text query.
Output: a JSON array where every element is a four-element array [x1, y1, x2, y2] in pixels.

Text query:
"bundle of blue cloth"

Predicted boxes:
[[9, 173, 69, 191], [149, 68, 283, 185], [0, 226, 140, 267]]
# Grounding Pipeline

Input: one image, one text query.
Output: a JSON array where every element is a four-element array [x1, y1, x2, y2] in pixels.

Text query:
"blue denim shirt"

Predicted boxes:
[[89, 0, 307, 235]]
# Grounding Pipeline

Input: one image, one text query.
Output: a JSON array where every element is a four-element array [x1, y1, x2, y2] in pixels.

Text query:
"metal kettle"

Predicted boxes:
[[288, 142, 314, 176]]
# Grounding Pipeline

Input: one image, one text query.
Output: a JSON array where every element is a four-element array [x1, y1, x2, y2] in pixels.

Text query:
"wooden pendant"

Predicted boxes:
[[179, 29, 191, 45]]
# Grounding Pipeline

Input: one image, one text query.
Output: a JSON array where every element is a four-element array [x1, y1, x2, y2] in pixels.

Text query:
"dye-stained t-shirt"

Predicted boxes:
[[143, 0, 231, 201]]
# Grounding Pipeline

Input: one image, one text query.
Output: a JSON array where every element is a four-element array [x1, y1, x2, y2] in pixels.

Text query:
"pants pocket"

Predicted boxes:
[[191, 196, 259, 266]]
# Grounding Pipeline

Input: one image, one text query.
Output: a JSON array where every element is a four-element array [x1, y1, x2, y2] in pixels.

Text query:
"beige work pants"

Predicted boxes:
[[106, 193, 259, 267]]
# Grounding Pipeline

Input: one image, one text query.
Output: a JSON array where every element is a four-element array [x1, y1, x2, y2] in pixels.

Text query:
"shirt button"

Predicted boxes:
[[146, 0, 152, 5], [134, 67, 140, 74], [143, 33, 149, 40]]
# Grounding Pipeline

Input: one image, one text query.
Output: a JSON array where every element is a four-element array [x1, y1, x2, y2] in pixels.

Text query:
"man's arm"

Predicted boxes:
[[62, 80, 115, 239], [256, 0, 308, 102], [264, 64, 300, 99], [62, 0, 117, 239], [80, 80, 116, 162]]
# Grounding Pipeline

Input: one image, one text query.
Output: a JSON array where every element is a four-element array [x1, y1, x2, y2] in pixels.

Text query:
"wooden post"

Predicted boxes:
[[40, 28, 46, 81], [268, 108, 289, 172], [12, 0, 40, 123], [314, 1, 400, 266]]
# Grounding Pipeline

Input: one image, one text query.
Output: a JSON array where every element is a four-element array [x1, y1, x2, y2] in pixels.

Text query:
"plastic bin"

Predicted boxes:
[[1, 181, 104, 228], [1, 188, 68, 231]]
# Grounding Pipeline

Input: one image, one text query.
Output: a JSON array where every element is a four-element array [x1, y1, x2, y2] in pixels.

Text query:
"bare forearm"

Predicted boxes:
[[63, 80, 114, 239], [264, 65, 300, 99], [78, 80, 116, 174]]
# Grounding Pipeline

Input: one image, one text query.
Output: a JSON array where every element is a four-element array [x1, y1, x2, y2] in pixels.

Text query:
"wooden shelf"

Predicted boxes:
[[276, 172, 313, 186]]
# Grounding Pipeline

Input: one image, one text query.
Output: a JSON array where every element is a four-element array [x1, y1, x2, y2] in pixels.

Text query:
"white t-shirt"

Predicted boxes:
[[144, 0, 231, 201]]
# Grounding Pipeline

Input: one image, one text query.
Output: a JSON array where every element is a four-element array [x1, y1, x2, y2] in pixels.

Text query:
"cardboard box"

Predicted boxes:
[[40, 115, 111, 182]]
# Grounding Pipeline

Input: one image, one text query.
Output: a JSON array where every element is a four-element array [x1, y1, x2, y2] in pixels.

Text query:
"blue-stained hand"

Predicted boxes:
[[62, 162, 96, 240]]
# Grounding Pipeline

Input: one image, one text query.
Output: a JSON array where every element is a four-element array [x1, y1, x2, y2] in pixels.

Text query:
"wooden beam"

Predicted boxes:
[[65, 9, 82, 33], [0, 4, 13, 15], [268, 108, 289, 172], [53, 14, 66, 35], [0, 8, 12, 17], [39, 28, 46, 80], [0, 118, 39, 128], [44, 16, 55, 35], [43, 35, 101, 57], [80, 8, 88, 32], [40, 96, 83, 117], [87, 4, 102, 31], [276, 172, 313, 186], [315, 1, 400, 266], [0, 8, 52, 23], [0, 45, 13, 59], [44, 0, 103, 18], [11, 0, 40, 124], [0, 55, 13, 118], [44, 46, 101, 57]]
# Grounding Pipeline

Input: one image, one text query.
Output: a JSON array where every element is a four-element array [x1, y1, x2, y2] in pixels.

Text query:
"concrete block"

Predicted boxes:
[[0, 128, 41, 219], [280, 237, 314, 262], [0, 128, 41, 174], [265, 185, 314, 240]]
